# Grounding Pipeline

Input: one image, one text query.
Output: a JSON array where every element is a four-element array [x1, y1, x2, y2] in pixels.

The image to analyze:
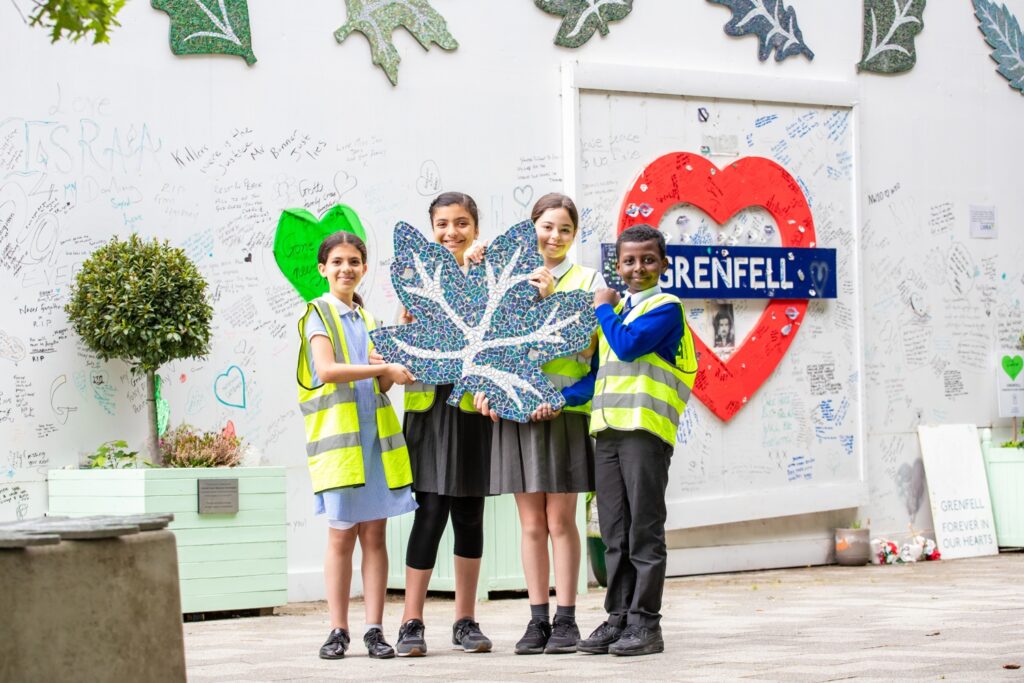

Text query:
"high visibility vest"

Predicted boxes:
[[542, 264, 598, 415], [297, 299, 413, 494], [590, 293, 698, 447], [403, 382, 477, 414]]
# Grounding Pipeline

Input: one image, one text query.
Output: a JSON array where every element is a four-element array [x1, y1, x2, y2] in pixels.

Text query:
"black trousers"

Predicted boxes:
[[595, 428, 673, 629]]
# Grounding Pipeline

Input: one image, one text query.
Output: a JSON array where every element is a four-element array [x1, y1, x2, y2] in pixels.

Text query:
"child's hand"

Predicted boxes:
[[465, 240, 488, 264], [528, 267, 555, 298], [594, 288, 621, 308], [399, 306, 416, 325], [473, 391, 500, 423], [384, 364, 415, 386], [369, 350, 386, 365], [530, 403, 562, 421]]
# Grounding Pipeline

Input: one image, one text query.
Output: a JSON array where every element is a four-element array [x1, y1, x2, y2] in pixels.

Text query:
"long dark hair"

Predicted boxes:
[[317, 231, 367, 308], [531, 192, 579, 231], [429, 191, 480, 226]]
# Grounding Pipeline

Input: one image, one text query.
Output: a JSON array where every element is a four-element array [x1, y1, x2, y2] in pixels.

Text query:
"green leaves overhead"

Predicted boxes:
[[534, 0, 633, 48], [858, 0, 926, 74], [151, 0, 257, 65], [26, 0, 127, 44], [973, 0, 1024, 94], [335, 0, 459, 85]]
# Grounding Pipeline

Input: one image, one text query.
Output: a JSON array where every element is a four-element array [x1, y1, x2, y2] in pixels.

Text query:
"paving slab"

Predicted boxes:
[[185, 554, 1024, 682]]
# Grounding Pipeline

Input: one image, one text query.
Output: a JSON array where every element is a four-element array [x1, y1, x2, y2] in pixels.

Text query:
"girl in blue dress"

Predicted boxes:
[[297, 231, 417, 661]]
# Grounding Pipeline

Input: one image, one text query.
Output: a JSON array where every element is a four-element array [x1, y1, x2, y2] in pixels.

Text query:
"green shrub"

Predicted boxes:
[[160, 424, 244, 468], [84, 440, 142, 469], [28, 0, 126, 44]]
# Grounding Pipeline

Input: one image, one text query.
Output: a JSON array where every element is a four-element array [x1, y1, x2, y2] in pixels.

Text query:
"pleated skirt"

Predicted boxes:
[[488, 411, 595, 495]]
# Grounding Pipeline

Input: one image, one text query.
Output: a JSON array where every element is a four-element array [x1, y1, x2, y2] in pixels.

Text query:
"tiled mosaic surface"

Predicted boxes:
[[859, 0, 926, 74], [708, 0, 814, 62], [370, 221, 597, 422], [534, 0, 634, 49], [152, 0, 257, 65]]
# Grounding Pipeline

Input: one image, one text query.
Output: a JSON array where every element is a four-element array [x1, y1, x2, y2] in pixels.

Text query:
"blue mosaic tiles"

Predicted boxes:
[[370, 221, 598, 422]]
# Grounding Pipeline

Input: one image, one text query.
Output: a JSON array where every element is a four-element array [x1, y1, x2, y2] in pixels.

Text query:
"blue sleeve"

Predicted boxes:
[[561, 353, 599, 407], [594, 302, 683, 362]]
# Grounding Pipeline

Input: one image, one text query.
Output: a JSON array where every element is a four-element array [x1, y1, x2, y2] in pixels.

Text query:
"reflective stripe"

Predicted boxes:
[[547, 374, 577, 390], [379, 433, 405, 454], [592, 392, 681, 425], [313, 300, 347, 363], [298, 386, 359, 416], [597, 360, 693, 403], [306, 431, 361, 457]]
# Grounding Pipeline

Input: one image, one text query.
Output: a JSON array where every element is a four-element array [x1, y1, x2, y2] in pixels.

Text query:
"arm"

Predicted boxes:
[[310, 336, 413, 386], [594, 302, 683, 362], [561, 353, 598, 406]]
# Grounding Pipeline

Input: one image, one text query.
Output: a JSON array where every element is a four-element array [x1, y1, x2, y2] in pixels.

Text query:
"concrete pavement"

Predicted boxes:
[[184, 553, 1024, 682]]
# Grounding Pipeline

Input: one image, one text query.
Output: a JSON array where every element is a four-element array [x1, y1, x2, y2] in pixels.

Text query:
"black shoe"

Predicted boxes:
[[364, 627, 396, 659], [544, 615, 580, 654], [514, 617, 552, 655], [608, 624, 664, 656], [452, 617, 492, 653], [318, 627, 350, 659], [396, 619, 427, 657], [577, 621, 622, 654]]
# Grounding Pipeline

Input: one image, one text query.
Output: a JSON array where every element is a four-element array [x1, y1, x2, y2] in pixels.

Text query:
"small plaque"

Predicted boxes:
[[197, 478, 239, 514]]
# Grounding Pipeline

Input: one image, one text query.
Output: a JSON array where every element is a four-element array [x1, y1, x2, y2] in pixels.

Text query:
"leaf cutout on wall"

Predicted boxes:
[[334, 0, 458, 86], [973, 0, 1024, 94], [151, 0, 257, 65], [534, 0, 634, 49], [370, 221, 597, 423], [858, 0, 926, 73], [707, 0, 814, 62]]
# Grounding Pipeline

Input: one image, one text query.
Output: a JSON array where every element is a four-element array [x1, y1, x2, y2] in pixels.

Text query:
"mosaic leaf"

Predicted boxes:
[[334, 0, 458, 86], [708, 0, 814, 62], [534, 0, 633, 49], [370, 221, 598, 423], [973, 0, 1024, 94], [858, 0, 926, 74], [151, 0, 256, 65]]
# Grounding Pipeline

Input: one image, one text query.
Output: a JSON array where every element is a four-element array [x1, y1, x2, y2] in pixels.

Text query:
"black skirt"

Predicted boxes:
[[403, 384, 493, 497], [489, 411, 595, 495]]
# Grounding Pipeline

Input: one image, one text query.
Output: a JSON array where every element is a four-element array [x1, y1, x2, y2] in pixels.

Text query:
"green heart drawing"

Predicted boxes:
[[273, 205, 366, 302], [1002, 355, 1024, 381]]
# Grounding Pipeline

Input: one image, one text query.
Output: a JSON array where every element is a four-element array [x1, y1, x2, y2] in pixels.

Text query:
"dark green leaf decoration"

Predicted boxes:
[[708, 0, 814, 62], [534, 0, 633, 48], [65, 234, 214, 375], [335, 0, 458, 86], [151, 0, 257, 65], [26, 0, 127, 44], [973, 0, 1024, 94], [858, 0, 926, 74]]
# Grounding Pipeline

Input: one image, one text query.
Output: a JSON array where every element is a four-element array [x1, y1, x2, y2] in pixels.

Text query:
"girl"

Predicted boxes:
[[476, 192, 604, 655], [297, 231, 418, 661], [395, 191, 496, 657]]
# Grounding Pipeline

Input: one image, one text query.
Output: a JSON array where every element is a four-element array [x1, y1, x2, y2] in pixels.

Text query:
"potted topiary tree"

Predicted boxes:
[[983, 331, 1024, 547]]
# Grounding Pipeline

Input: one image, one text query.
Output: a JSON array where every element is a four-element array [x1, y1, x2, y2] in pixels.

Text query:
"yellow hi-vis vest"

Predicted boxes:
[[297, 299, 413, 494], [590, 293, 698, 447], [542, 264, 598, 415]]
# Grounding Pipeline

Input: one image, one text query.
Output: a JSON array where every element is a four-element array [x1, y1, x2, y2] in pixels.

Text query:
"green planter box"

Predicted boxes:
[[982, 447, 1024, 547], [386, 494, 587, 599], [47, 467, 287, 613]]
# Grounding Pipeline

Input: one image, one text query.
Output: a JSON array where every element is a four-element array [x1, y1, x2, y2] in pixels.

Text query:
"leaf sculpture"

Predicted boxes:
[[858, 0, 926, 73], [370, 221, 598, 423], [708, 0, 814, 62], [973, 0, 1024, 94], [152, 0, 257, 65], [335, 0, 458, 86], [534, 0, 634, 48]]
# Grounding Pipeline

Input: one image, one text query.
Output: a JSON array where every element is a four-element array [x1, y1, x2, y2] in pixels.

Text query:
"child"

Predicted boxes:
[[297, 231, 418, 660], [575, 224, 697, 657], [476, 193, 604, 655], [396, 191, 494, 656]]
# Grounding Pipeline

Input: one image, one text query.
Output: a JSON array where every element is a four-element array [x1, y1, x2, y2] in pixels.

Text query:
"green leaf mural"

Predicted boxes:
[[858, 0, 926, 74], [534, 0, 634, 49], [334, 0, 458, 86], [973, 0, 1024, 94], [152, 0, 257, 65]]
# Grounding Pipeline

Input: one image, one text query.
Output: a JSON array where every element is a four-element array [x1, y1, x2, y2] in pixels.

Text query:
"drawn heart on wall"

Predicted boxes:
[[214, 365, 247, 410], [1003, 355, 1024, 381], [618, 152, 815, 421], [273, 204, 366, 302]]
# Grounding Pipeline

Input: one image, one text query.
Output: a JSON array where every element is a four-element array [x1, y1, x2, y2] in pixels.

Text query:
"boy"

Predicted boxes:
[[566, 224, 697, 656]]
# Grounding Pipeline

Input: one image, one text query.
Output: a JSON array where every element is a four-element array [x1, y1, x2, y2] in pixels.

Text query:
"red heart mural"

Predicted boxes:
[[618, 152, 814, 422]]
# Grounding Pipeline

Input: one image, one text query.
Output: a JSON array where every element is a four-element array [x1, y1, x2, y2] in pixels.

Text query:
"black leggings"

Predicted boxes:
[[405, 491, 485, 570]]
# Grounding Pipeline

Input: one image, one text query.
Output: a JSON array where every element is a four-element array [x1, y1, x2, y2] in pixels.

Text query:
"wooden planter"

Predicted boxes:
[[983, 447, 1024, 547], [47, 467, 287, 613]]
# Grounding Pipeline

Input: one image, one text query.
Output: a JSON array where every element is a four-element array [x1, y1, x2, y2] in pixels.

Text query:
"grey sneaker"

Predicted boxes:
[[608, 624, 664, 656], [452, 617, 492, 653], [577, 621, 622, 654], [396, 618, 427, 657], [544, 615, 580, 654]]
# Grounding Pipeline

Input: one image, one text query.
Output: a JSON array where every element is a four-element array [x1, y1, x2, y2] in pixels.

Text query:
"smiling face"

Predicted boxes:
[[616, 239, 668, 294], [318, 242, 367, 302], [534, 207, 577, 266], [431, 203, 478, 265]]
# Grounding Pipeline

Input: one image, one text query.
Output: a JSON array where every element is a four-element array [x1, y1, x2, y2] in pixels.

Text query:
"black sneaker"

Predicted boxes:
[[452, 617, 492, 653], [396, 618, 427, 657], [514, 617, 552, 655], [318, 627, 350, 659], [544, 615, 580, 654], [364, 627, 396, 659], [577, 621, 622, 654], [608, 624, 664, 656]]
